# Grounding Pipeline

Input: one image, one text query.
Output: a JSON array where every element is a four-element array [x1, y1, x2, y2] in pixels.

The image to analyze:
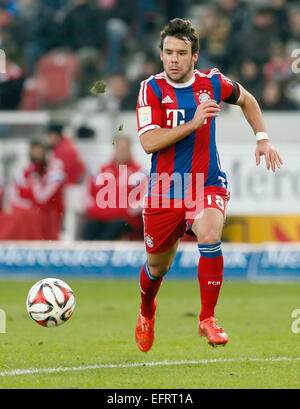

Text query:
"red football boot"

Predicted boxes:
[[198, 317, 229, 347], [135, 313, 155, 352]]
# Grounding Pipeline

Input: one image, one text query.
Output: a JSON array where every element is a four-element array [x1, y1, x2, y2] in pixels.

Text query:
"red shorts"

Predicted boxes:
[[143, 186, 230, 254]]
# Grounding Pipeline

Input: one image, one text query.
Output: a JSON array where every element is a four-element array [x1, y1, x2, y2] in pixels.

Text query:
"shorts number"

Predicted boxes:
[[207, 194, 225, 211]]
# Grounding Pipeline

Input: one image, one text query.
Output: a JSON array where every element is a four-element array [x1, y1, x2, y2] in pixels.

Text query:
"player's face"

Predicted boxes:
[[30, 146, 46, 165], [46, 132, 60, 149], [160, 36, 198, 83]]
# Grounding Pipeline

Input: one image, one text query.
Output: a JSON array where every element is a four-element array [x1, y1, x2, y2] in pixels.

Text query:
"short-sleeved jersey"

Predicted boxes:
[[136, 68, 240, 200]]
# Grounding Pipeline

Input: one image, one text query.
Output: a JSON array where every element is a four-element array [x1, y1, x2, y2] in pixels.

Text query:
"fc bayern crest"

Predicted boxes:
[[145, 234, 154, 248], [197, 89, 211, 104]]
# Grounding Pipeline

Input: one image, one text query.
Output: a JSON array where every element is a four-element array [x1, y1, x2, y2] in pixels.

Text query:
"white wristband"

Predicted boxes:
[[256, 132, 269, 142]]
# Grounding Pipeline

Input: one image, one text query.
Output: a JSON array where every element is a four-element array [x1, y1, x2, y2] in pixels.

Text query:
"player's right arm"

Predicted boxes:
[[141, 100, 220, 154], [137, 79, 219, 154]]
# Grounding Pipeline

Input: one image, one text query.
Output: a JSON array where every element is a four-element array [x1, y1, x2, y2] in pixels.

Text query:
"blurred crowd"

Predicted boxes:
[[0, 123, 147, 240], [0, 0, 299, 111]]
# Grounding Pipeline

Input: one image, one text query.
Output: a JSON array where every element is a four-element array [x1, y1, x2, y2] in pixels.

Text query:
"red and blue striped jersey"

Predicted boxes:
[[137, 68, 240, 199]]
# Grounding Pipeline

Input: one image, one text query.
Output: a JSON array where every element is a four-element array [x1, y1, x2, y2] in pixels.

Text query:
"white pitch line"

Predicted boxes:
[[1, 356, 300, 377]]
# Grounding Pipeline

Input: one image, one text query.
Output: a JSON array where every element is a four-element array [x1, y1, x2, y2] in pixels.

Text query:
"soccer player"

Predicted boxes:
[[135, 18, 283, 351]]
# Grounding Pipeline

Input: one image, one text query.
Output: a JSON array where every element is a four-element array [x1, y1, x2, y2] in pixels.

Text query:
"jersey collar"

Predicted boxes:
[[164, 71, 195, 88]]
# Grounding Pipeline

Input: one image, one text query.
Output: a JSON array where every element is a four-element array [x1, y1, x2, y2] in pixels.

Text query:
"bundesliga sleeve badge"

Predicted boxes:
[[138, 106, 152, 128]]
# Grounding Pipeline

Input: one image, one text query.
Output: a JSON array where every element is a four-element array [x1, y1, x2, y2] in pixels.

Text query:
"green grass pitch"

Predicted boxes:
[[1, 279, 300, 389]]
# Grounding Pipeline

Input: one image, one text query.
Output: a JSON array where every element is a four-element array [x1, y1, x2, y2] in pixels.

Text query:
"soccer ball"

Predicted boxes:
[[26, 278, 75, 328]]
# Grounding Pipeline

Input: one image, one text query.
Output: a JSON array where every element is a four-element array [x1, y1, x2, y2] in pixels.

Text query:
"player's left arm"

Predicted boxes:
[[234, 84, 283, 172]]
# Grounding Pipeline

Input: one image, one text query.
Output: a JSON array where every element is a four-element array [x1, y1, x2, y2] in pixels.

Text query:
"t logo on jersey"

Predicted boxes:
[[166, 109, 185, 128]]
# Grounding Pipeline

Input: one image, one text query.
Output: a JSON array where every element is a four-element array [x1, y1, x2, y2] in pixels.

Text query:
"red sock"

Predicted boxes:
[[139, 263, 162, 319], [197, 242, 224, 322]]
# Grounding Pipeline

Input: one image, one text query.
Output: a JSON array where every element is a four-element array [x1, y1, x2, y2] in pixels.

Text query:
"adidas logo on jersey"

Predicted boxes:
[[162, 95, 174, 104]]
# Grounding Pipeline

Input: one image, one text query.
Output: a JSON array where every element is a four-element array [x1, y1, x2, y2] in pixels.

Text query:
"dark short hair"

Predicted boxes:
[[159, 18, 199, 55], [254, 6, 274, 16], [46, 123, 64, 136], [30, 139, 45, 149]]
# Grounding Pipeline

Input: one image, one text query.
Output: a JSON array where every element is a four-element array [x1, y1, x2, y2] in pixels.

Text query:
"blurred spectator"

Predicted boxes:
[[162, 0, 186, 22], [136, 0, 160, 46], [106, 17, 130, 74], [139, 56, 161, 79], [1, 139, 67, 240], [0, 57, 24, 109], [82, 134, 147, 240], [105, 73, 137, 111], [62, 0, 104, 51], [259, 80, 298, 110], [238, 59, 264, 99], [98, 0, 138, 72], [216, 0, 251, 43], [17, 0, 39, 20], [269, 0, 290, 43], [215, 0, 251, 69], [42, 0, 69, 13], [23, 3, 63, 76], [9, 139, 64, 212], [1, 0, 40, 67], [239, 7, 280, 67], [9, 140, 47, 211], [3, 0, 19, 16], [0, 2, 12, 27], [287, 6, 300, 47], [197, 7, 232, 72], [62, 0, 105, 95], [45, 123, 86, 185], [264, 46, 292, 83]]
